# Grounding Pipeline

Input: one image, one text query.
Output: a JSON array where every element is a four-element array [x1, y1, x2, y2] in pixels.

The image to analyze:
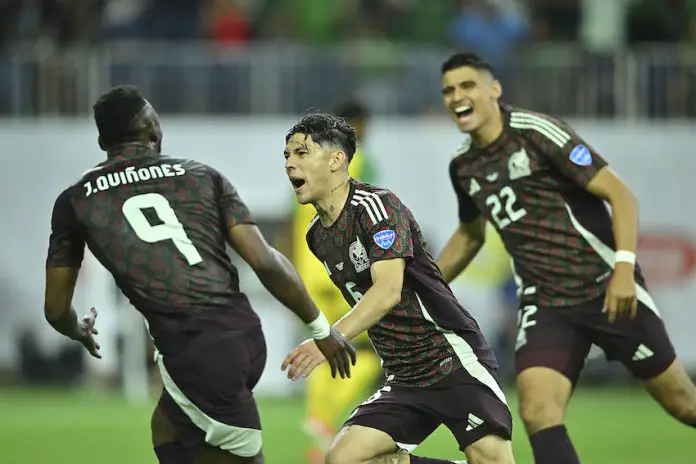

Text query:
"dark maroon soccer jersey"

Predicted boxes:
[[449, 105, 645, 308], [46, 146, 260, 354], [306, 180, 497, 387]]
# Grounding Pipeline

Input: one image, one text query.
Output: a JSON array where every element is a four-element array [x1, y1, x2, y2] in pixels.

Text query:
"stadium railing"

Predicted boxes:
[[0, 41, 694, 118]]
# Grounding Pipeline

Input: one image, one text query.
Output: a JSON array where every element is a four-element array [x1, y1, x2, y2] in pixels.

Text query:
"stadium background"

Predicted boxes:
[[1, 1, 695, 462]]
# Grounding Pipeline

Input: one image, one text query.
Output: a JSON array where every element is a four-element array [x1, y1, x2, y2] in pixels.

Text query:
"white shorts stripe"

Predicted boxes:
[[155, 354, 262, 457], [510, 113, 571, 148]]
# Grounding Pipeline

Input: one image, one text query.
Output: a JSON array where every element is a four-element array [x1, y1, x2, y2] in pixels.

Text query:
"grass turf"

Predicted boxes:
[[0, 386, 690, 463]]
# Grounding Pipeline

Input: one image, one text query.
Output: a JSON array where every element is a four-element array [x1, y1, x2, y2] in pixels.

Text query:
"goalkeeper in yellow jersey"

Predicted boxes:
[[291, 100, 383, 464]]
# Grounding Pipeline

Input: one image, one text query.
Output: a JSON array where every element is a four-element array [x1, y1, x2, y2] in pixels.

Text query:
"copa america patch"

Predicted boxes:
[[569, 144, 592, 166], [373, 230, 396, 249]]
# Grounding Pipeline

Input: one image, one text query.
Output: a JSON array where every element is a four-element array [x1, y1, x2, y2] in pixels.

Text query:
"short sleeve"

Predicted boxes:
[[515, 112, 608, 188], [356, 190, 413, 263], [215, 171, 256, 228], [449, 162, 481, 223], [46, 189, 85, 268]]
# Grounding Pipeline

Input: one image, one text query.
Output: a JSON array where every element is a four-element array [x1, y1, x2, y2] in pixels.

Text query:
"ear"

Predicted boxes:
[[491, 79, 502, 99], [329, 150, 348, 172]]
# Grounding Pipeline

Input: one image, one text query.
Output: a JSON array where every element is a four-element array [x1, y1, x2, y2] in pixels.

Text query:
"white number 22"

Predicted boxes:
[[485, 186, 527, 230], [122, 193, 203, 266]]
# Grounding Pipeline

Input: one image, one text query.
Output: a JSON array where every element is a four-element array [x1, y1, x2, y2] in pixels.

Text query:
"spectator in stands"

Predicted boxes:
[[204, 0, 252, 45]]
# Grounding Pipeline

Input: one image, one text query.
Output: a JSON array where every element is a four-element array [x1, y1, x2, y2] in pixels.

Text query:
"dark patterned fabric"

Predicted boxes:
[[46, 146, 260, 354], [307, 180, 496, 387], [449, 105, 645, 308]]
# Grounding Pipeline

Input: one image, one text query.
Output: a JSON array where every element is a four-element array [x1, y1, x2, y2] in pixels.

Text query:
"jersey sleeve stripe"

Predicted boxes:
[[306, 215, 320, 233], [352, 190, 388, 225], [510, 113, 571, 148]]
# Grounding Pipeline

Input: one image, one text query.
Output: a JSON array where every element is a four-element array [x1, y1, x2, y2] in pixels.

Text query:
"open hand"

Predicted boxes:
[[74, 307, 101, 359]]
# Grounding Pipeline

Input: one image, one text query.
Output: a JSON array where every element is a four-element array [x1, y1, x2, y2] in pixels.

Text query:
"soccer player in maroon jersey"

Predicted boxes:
[[437, 52, 696, 464], [280, 113, 516, 464], [43, 85, 355, 464]]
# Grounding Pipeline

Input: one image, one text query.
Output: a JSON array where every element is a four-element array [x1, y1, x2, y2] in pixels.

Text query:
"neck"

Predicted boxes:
[[106, 142, 157, 159], [314, 176, 352, 226], [471, 105, 504, 148]]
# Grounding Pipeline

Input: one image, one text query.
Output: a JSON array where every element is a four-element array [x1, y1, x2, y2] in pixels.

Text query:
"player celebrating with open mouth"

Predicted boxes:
[[437, 52, 696, 464], [281, 113, 516, 464]]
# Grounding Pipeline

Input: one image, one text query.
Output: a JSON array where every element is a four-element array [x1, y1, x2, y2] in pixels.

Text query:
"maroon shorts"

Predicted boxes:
[[156, 328, 267, 456], [514, 293, 676, 385], [343, 366, 513, 452]]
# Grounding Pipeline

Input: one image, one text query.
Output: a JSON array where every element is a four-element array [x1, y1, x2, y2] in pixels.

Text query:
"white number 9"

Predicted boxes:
[[122, 193, 203, 266]]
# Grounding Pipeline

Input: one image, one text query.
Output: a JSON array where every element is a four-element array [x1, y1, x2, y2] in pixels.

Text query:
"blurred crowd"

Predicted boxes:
[[0, 0, 695, 117], [2, 0, 695, 49]]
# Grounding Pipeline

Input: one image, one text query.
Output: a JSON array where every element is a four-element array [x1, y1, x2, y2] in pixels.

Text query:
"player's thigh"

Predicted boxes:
[[152, 390, 181, 446], [580, 293, 676, 380], [514, 304, 587, 430], [329, 384, 440, 462], [436, 367, 513, 453], [464, 435, 515, 464], [157, 328, 267, 457]]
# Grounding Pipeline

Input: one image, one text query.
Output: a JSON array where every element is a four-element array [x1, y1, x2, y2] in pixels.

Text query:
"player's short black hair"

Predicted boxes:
[[335, 100, 369, 121], [441, 52, 496, 77], [93, 85, 149, 148], [286, 113, 357, 162]]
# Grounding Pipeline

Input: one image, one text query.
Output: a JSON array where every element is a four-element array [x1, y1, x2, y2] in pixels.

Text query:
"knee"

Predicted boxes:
[[518, 397, 564, 433]]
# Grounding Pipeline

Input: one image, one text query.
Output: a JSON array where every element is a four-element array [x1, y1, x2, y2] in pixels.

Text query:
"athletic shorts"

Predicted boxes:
[[514, 292, 676, 385], [156, 328, 267, 457], [343, 365, 513, 452]]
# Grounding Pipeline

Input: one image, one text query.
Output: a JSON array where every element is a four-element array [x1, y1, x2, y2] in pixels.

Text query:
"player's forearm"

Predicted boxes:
[[333, 283, 401, 341], [436, 232, 484, 283], [44, 306, 81, 339], [608, 187, 640, 256], [254, 248, 322, 324]]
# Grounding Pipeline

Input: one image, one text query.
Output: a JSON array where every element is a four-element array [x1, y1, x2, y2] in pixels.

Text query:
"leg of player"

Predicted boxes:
[[463, 435, 515, 464], [325, 425, 464, 464], [191, 444, 264, 464], [516, 367, 580, 464], [151, 400, 194, 464], [643, 359, 696, 428]]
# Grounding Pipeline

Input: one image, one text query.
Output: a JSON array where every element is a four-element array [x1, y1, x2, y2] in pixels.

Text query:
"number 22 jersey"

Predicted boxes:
[[46, 146, 261, 354], [306, 180, 498, 387]]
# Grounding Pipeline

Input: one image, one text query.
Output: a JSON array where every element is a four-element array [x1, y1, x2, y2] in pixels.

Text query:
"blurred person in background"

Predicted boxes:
[[291, 100, 383, 464], [204, 0, 252, 46]]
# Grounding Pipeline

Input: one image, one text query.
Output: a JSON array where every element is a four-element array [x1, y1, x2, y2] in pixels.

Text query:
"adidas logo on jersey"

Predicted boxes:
[[466, 413, 484, 431], [632, 344, 654, 361]]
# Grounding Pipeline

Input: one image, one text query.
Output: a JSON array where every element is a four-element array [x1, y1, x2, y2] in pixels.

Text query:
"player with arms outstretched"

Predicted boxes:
[[43, 86, 355, 464], [437, 52, 696, 464], [281, 113, 516, 464]]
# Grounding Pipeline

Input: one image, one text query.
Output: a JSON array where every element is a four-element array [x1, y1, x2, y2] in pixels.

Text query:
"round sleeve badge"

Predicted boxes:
[[569, 144, 592, 166]]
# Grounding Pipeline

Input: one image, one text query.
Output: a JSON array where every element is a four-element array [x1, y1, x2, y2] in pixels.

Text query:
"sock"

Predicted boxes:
[[410, 457, 465, 463], [154, 442, 195, 464], [529, 425, 580, 464]]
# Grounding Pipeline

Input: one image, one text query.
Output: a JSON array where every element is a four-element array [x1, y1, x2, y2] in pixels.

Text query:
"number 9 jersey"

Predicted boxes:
[[46, 147, 260, 355]]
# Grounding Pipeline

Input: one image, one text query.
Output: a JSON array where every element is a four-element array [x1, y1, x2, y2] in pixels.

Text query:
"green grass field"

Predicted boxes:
[[0, 387, 691, 463]]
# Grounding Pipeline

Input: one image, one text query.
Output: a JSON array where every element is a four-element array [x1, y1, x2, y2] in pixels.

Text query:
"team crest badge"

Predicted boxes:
[[569, 144, 592, 166], [508, 148, 531, 180], [349, 237, 371, 273], [373, 230, 396, 249]]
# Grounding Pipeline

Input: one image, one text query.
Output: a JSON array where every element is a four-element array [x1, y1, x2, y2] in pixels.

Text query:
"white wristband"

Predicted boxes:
[[615, 250, 636, 265], [307, 313, 331, 340]]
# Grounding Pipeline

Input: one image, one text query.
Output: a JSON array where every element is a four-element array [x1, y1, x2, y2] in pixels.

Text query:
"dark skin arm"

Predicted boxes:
[[227, 224, 356, 378], [44, 266, 101, 358]]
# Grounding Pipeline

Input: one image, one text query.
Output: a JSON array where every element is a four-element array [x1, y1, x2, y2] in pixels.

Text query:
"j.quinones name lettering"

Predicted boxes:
[[84, 164, 186, 197]]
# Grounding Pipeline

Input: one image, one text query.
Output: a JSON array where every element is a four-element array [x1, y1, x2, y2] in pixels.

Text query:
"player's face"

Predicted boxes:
[[441, 66, 501, 133], [284, 133, 337, 205]]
